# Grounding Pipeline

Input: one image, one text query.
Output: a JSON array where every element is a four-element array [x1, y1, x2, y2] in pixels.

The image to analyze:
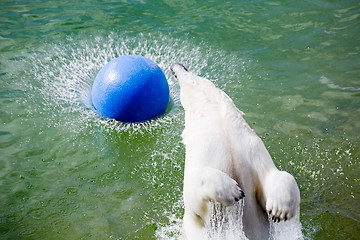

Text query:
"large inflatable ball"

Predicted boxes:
[[91, 55, 169, 122]]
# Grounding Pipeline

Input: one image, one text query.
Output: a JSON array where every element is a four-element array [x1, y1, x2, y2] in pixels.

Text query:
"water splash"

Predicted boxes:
[[207, 201, 247, 240], [155, 199, 304, 240], [269, 213, 304, 240], [16, 31, 245, 136]]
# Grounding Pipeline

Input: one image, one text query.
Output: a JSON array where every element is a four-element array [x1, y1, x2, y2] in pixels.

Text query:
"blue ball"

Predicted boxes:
[[91, 55, 169, 122]]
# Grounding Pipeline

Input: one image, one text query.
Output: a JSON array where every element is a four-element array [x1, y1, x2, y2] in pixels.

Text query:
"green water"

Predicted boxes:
[[0, 0, 359, 239]]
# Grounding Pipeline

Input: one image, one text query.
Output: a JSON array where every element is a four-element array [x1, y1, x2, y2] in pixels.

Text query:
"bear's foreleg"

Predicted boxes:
[[184, 167, 244, 223], [183, 167, 245, 239]]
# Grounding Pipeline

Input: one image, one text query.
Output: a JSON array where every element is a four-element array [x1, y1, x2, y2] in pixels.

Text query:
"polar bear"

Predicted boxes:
[[170, 63, 301, 240]]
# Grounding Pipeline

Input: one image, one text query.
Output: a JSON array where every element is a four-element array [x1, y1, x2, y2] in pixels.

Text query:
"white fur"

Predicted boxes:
[[171, 63, 301, 240]]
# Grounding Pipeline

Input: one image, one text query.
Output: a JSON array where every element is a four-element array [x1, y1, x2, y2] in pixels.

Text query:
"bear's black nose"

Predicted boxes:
[[170, 62, 188, 78]]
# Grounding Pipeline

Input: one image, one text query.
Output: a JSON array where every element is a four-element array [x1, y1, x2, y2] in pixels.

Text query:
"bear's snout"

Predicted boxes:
[[170, 62, 188, 79]]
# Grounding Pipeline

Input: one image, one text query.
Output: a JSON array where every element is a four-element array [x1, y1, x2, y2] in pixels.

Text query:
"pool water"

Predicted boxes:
[[0, 0, 359, 239]]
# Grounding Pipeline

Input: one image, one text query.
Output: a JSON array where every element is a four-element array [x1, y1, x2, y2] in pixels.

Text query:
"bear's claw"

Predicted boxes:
[[272, 216, 281, 223], [268, 206, 291, 223], [235, 189, 245, 202], [237, 185, 245, 200], [239, 189, 245, 199], [237, 184, 245, 199]]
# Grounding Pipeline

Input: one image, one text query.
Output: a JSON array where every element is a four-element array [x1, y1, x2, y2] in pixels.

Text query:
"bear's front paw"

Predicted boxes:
[[264, 171, 300, 223], [210, 173, 245, 206], [266, 197, 296, 223]]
